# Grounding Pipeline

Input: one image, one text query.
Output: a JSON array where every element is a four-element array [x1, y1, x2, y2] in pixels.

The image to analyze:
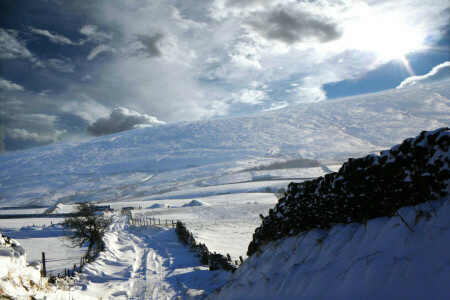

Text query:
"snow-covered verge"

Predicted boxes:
[[0, 234, 51, 299], [212, 198, 450, 300]]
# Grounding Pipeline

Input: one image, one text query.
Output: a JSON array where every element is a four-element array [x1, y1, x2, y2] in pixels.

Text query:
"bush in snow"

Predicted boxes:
[[248, 128, 449, 256]]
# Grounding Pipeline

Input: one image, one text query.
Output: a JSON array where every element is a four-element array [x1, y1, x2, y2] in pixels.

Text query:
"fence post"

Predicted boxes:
[[41, 252, 46, 277], [239, 256, 244, 264], [227, 254, 231, 262], [73, 264, 76, 275]]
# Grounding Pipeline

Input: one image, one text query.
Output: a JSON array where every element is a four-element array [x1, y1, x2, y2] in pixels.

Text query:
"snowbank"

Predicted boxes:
[[0, 234, 48, 299], [182, 200, 210, 207], [213, 199, 450, 299]]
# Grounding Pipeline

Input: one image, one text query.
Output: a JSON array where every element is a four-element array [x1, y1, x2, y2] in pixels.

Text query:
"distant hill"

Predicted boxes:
[[0, 80, 449, 207]]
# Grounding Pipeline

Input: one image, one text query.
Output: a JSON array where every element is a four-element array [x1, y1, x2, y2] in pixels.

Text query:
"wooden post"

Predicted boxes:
[[41, 252, 46, 277], [172, 220, 174, 228], [73, 264, 76, 275], [235, 260, 239, 265], [166, 219, 168, 227], [227, 254, 231, 262], [239, 256, 244, 264], [80, 257, 83, 267]]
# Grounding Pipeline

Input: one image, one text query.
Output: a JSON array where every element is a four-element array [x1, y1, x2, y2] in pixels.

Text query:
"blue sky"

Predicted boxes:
[[0, 0, 449, 151]]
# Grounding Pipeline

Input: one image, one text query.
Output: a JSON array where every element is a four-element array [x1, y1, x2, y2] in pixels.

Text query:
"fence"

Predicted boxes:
[[124, 209, 243, 272], [42, 242, 105, 282]]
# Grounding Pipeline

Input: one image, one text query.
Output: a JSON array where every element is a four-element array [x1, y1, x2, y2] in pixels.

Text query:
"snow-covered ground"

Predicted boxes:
[[0, 82, 449, 299], [212, 198, 450, 300], [128, 193, 279, 260], [1, 214, 230, 299], [1, 81, 448, 207], [1, 225, 87, 276]]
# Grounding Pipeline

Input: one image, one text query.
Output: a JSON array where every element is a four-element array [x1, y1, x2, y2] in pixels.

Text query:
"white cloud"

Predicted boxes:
[[60, 97, 111, 123], [28, 26, 74, 45], [397, 61, 450, 89], [46, 58, 75, 73], [0, 77, 24, 91], [234, 89, 267, 105], [86, 107, 165, 136], [87, 44, 113, 60], [0, 28, 33, 60], [79, 25, 113, 43], [5, 128, 66, 142]]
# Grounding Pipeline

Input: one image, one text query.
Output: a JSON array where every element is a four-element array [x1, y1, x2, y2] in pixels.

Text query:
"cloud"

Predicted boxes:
[[234, 89, 267, 105], [87, 44, 113, 60], [28, 26, 74, 45], [60, 97, 111, 123], [0, 77, 24, 91], [397, 61, 450, 89], [80, 25, 113, 43], [86, 107, 165, 136], [46, 58, 75, 73], [0, 28, 33, 59], [248, 9, 342, 44], [0, 127, 5, 153], [135, 33, 165, 57], [5, 128, 66, 143]]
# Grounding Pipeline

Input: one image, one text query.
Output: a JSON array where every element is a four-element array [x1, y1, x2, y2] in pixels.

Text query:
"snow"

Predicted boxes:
[[1, 81, 449, 207], [212, 198, 450, 300], [182, 200, 210, 207], [127, 193, 278, 260], [68, 215, 230, 299], [1, 225, 87, 276], [0, 82, 449, 298]]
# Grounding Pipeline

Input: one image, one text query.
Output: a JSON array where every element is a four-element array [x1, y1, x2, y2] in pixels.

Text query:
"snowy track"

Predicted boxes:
[[72, 215, 227, 299]]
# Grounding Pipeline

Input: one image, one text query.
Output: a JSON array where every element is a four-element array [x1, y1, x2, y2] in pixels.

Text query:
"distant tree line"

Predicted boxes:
[[244, 157, 320, 172]]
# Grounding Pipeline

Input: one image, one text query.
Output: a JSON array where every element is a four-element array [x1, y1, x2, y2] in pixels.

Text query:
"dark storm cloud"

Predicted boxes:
[[136, 33, 164, 57], [86, 107, 165, 136], [248, 9, 342, 44]]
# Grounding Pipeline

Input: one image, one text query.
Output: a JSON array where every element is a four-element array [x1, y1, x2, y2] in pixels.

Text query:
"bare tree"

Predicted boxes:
[[63, 202, 112, 256]]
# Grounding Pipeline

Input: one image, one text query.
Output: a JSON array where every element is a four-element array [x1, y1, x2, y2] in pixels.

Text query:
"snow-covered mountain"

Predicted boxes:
[[0, 80, 449, 207]]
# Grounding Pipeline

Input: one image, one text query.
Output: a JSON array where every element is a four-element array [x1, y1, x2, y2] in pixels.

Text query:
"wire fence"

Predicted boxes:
[[122, 208, 243, 271]]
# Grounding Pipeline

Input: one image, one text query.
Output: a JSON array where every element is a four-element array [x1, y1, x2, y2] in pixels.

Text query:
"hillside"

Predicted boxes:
[[0, 80, 449, 207], [212, 128, 450, 299]]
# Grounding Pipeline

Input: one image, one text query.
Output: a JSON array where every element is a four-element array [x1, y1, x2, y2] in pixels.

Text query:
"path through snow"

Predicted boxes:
[[70, 215, 228, 299]]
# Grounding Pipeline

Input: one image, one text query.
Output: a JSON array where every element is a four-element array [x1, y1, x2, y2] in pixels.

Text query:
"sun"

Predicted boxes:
[[344, 12, 427, 75]]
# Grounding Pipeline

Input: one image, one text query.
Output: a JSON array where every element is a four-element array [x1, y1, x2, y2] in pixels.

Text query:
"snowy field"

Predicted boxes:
[[1, 82, 448, 207], [1, 225, 87, 276], [126, 193, 279, 260]]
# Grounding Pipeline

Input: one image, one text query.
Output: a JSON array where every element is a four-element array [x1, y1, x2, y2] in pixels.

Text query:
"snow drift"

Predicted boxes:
[[182, 200, 210, 207]]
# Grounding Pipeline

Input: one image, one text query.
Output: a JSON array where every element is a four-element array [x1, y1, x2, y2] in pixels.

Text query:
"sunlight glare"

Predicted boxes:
[[346, 13, 426, 69]]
